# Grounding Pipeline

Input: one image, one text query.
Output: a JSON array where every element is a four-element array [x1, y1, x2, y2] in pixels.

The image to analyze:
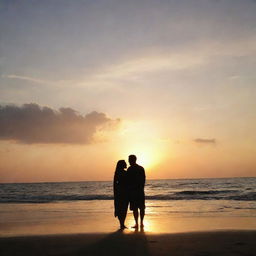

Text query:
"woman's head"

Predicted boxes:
[[116, 160, 127, 171]]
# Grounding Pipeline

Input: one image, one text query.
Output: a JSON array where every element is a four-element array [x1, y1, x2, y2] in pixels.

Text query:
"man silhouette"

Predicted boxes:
[[127, 155, 146, 228]]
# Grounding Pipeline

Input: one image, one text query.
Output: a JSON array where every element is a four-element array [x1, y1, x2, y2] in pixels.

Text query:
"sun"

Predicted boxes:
[[123, 145, 160, 170], [136, 151, 155, 169], [116, 120, 166, 170]]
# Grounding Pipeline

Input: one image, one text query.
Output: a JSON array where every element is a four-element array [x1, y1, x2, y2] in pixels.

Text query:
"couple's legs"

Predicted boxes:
[[118, 202, 128, 229], [118, 214, 126, 229], [133, 207, 145, 227]]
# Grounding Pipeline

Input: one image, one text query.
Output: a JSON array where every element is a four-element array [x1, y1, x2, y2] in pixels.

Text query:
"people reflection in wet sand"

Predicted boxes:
[[127, 155, 146, 229], [113, 155, 146, 230], [113, 160, 129, 229]]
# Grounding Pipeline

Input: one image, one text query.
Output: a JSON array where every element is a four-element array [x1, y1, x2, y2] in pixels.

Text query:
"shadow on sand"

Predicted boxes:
[[69, 228, 150, 256]]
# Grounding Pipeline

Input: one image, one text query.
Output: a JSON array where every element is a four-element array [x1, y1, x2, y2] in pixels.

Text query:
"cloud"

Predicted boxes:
[[2, 75, 52, 85], [76, 35, 256, 90], [2, 74, 72, 87], [94, 54, 205, 80], [74, 51, 207, 91], [0, 103, 120, 144], [194, 138, 216, 144]]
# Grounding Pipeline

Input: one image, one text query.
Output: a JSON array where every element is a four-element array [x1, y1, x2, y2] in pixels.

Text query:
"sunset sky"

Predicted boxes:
[[0, 0, 256, 182]]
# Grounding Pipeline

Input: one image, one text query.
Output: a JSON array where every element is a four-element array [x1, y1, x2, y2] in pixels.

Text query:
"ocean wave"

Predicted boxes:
[[0, 194, 113, 203], [1, 191, 256, 203], [175, 190, 239, 195], [177, 182, 200, 186], [1, 178, 255, 203], [228, 192, 256, 201]]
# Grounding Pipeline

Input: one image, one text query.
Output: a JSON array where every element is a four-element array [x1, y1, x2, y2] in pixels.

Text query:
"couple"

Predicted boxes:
[[113, 154, 146, 229]]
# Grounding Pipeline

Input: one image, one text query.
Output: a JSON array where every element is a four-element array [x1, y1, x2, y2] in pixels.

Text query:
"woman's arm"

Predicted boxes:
[[113, 171, 119, 196]]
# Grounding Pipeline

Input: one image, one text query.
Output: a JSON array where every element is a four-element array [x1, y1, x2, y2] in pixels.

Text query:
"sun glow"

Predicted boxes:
[[120, 138, 167, 171], [124, 146, 159, 169], [116, 120, 168, 171]]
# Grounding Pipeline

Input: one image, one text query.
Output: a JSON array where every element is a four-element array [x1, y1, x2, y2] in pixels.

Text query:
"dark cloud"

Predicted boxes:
[[0, 103, 120, 144], [194, 138, 216, 144]]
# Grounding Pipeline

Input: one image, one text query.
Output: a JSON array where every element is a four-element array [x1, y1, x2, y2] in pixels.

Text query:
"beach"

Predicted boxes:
[[1, 178, 255, 255], [1, 231, 256, 256], [1, 203, 256, 256]]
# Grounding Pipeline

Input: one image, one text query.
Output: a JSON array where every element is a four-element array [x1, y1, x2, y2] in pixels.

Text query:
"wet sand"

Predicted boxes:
[[2, 202, 256, 237], [1, 230, 255, 256]]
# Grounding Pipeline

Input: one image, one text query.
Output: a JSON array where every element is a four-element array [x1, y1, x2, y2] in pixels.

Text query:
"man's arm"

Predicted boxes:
[[140, 167, 146, 188], [142, 167, 146, 187]]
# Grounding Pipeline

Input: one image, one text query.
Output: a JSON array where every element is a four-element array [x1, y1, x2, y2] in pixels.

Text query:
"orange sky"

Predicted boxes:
[[0, 117, 255, 183]]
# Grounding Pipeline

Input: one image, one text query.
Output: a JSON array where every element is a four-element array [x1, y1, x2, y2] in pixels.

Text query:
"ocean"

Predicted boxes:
[[1, 177, 256, 236], [1, 177, 255, 211]]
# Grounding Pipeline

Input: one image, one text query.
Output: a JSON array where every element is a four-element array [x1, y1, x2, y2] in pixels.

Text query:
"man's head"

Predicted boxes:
[[128, 154, 137, 166]]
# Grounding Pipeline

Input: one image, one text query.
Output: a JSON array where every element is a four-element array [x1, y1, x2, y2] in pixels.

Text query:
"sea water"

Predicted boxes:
[[0, 177, 255, 236]]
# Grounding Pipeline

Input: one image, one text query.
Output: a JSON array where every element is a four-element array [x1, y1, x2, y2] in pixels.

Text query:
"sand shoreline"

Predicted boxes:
[[1, 230, 255, 256]]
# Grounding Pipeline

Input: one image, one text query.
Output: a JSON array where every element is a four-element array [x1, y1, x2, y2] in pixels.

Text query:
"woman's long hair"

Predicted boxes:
[[115, 160, 126, 173]]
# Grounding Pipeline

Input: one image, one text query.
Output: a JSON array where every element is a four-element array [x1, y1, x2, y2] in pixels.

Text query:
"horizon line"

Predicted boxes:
[[0, 176, 255, 185]]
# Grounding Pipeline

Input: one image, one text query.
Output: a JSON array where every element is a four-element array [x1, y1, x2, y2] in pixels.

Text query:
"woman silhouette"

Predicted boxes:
[[113, 160, 129, 229]]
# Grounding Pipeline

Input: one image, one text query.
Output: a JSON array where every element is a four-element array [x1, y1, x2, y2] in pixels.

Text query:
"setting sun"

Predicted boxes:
[[115, 120, 167, 170], [122, 145, 160, 170]]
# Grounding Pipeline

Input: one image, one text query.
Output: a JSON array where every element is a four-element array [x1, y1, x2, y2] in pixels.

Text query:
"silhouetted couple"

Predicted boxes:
[[113, 155, 146, 229]]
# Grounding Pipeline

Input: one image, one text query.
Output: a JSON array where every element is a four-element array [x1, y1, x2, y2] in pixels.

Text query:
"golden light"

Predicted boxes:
[[115, 120, 168, 171], [124, 215, 160, 233], [123, 145, 160, 170]]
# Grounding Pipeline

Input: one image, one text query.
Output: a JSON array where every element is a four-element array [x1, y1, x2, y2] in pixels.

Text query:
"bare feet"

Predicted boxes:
[[132, 224, 139, 229]]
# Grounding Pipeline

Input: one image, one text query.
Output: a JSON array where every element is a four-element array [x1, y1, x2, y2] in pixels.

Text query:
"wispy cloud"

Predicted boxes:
[[75, 51, 206, 91], [94, 54, 205, 80], [2, 75, 53, 85], [77, 35, 256, 90], [93, 51, 208, 83], [194, 138, 216, 144]]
